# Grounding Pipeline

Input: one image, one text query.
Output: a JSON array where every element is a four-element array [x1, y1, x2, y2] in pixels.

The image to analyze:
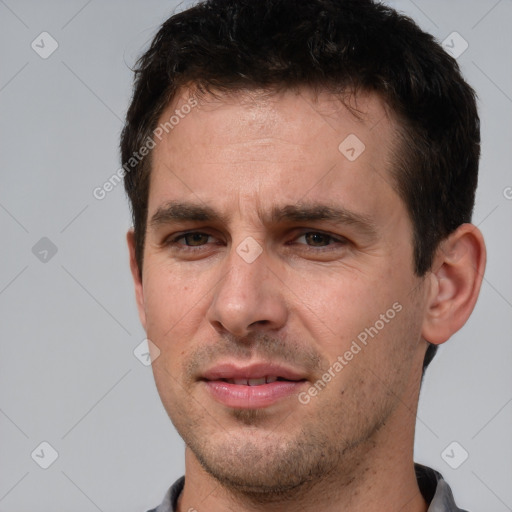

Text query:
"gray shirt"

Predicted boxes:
[[146, 463, 468, 512]]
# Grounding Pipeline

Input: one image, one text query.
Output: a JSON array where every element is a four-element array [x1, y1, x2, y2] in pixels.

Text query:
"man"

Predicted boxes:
[[121, 0, 486, 510]]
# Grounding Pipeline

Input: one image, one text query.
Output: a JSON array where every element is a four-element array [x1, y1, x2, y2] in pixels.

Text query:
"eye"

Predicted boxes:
[[295, 231, 346, 248], [298, 232, 333, 247], [175, 232, 212, 246], [165, 231, 217, 249]]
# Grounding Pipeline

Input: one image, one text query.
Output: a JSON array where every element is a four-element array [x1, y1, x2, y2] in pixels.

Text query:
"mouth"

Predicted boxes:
[[200, 363, 308, 408], [216, 376, 303, 385]]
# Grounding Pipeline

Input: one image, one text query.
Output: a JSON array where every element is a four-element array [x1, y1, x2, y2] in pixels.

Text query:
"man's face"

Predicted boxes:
[[130, 87, 430, 493]]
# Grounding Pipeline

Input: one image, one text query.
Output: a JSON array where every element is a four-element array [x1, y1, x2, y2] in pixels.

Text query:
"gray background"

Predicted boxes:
[[0, 0, 511, 510]]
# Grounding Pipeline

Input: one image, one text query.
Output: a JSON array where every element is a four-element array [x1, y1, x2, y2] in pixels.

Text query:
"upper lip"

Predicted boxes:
[[201, 362, 306, 381]]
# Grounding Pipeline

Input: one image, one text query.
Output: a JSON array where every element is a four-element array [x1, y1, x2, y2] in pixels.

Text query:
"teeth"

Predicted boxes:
[[225, 377, 279, 385], [248, 378, 267, 386]]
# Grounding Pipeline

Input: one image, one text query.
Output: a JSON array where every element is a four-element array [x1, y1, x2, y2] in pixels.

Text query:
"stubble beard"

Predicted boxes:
[[171, 389, 395, 506]]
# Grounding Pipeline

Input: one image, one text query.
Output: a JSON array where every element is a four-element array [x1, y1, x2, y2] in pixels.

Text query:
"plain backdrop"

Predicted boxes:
[[1, 1, 511, 511]]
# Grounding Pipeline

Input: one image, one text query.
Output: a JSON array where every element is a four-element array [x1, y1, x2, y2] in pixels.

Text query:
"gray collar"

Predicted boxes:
[[148, 464, 468, 512]]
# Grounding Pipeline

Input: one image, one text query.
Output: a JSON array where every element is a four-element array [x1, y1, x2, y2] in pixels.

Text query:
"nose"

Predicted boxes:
[[206, 241, 288, 338]]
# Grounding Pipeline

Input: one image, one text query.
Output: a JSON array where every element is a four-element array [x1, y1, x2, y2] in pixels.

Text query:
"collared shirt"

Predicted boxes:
[[146, 463, 468, 512]]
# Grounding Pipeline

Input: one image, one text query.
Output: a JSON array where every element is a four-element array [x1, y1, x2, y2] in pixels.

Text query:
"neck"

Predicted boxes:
[[177, 426, 427, 511]]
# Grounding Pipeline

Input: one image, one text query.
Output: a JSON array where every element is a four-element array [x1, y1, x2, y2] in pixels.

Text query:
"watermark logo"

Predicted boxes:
[[31, 441, 59, 469], [31, 32, 59, 59], [441, 441, 469, 469], [236, 237, 263, 263], [442, 32, 468, 59], [32, 237, 58, 263], [133, 338, 161, 366], [338, 134, 366, 162]]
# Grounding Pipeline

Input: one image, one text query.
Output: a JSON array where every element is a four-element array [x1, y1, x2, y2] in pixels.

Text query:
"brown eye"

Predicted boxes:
[[179, 232, 211, 246], [303, 232, 332, 247]]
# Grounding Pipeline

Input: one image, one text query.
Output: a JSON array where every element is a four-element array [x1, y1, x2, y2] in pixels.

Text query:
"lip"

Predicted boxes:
[[203, 380, 307, 408], [201, 362, 306, 381], [200, 362, 308, 409]]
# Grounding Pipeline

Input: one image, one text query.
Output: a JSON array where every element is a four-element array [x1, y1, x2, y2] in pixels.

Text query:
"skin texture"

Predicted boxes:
[[127, 86, 486, 512]]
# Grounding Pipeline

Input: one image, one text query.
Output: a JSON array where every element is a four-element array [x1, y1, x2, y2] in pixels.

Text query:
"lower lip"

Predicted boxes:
[[203, 380, 307, 409]]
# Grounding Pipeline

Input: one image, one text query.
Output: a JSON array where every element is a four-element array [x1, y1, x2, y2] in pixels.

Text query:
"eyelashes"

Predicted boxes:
[[164, 230, 349, 252]]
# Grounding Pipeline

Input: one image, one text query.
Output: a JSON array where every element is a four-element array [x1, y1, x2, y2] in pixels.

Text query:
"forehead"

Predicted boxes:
[[148, 86, 402, 221], [160, 86, 395, 151]]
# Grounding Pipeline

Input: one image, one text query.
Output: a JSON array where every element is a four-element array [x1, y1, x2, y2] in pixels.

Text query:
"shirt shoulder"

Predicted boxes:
[[415, 463, 470, 512], [145, 475, 185, 512], [147, 467, 469, 512]]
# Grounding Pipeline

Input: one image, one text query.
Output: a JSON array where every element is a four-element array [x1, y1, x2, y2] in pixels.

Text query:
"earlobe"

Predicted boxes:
[[421, 223, 486, 345], [127, 229, 147, 331]]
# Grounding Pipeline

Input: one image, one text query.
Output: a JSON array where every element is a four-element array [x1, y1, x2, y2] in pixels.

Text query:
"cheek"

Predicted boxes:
[[288, 266, 403, 344], [142, 266, 205, 346]]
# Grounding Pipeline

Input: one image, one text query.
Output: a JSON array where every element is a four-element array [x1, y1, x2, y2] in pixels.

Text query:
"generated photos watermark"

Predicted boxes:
[[93, 95, 198, 201], [298, 301, 403, 404]]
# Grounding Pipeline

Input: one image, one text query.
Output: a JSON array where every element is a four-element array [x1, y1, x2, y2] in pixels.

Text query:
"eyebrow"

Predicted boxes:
[[149, 201, 229, 227], [149, 200, 378, 238], [269, 204, 377, 238]]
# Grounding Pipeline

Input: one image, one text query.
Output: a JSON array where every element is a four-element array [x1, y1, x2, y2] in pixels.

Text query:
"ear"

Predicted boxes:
[[127, 229, 147, 331], [422, 223, 486, 345]]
